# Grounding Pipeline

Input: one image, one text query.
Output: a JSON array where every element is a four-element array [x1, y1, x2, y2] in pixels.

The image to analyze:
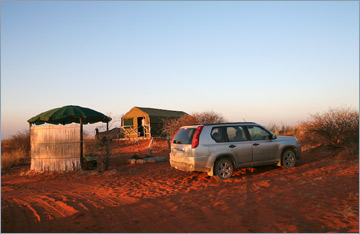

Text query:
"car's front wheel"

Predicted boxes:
[[214, 158, 234, 180], [282, 149, 296, 169]]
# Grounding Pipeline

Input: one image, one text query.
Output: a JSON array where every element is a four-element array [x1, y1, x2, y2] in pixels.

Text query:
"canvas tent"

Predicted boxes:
[[121, 107, 187, 138]]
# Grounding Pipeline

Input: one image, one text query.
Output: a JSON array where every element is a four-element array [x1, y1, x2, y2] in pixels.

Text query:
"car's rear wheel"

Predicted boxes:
[[214, 158, 234, 180], [282, 149, 296, 169]]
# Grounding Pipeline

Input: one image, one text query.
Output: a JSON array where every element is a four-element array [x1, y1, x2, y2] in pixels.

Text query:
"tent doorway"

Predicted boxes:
[[137, 117, 145, 137]]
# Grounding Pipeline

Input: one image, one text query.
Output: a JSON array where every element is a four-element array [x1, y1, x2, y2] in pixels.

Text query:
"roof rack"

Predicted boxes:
[[184, 122, 257, 126], [203, 122, 256, 126]]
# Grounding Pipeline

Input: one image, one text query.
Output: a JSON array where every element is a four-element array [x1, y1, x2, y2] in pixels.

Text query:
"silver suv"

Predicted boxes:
[[170, 122, 301, 180]]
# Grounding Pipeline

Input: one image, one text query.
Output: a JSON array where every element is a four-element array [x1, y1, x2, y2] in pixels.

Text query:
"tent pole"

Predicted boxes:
[[80, 118, 83, 169]]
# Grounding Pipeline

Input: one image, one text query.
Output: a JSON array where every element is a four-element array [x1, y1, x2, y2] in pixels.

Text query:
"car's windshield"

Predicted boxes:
[[173, 127, 197, 144], [247, 126, 271, 140]]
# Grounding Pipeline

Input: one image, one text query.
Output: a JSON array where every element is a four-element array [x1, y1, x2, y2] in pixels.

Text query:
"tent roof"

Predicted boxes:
[[136, 107, 187, 118]]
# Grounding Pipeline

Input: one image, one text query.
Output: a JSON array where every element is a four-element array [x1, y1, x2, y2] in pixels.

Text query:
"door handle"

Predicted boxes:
[[229, 144, 236, 148], [253, 143, 260, 146]]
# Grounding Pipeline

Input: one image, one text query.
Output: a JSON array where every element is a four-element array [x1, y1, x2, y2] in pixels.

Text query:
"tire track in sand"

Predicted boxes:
[[43, 182, 181, 232], [4, 198, 41, 233], [15, 197, 66, 233], [1, 199, 31, 233]]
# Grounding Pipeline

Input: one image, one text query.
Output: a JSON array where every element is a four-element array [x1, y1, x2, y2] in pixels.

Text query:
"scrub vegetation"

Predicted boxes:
[[161, 111, 227, 138], [1, 107, 358, 170], [300, 107, 359, 156], [1, 130, 30, 169], [162, 108, 359, 157]]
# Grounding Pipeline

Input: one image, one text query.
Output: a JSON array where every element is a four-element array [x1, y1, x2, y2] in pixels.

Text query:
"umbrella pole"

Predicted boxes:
[[29, 123, 32, 167], [80, 118, 83, 170], [106, 121, 109, 170]]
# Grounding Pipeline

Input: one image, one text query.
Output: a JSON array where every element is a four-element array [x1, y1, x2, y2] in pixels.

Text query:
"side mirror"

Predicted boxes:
[[270, 134, 277, 140]]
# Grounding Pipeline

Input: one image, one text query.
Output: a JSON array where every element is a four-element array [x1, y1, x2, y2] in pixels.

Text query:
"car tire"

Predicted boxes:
[[282, 149, 296, 169], [214, 158, 234, 180]]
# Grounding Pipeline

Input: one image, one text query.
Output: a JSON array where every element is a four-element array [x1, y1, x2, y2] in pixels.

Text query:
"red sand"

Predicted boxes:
[[2, 140, 359, 233]]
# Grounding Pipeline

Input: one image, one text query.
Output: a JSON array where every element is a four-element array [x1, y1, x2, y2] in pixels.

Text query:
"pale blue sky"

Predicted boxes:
[[1, 1, 359, 139]]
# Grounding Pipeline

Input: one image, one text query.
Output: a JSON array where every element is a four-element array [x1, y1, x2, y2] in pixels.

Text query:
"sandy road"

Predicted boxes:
[[2, 146, 359, 233]]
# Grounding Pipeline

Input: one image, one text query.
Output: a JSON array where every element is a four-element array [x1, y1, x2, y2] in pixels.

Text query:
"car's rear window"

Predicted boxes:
[[173, 127, 197, 144]]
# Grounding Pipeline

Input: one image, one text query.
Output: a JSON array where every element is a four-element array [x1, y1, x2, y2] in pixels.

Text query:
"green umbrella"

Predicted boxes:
[[28, 105, 112, 125]]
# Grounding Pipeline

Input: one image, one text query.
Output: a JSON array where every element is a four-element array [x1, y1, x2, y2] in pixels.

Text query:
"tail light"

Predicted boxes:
[[192, 126, 204, 148]]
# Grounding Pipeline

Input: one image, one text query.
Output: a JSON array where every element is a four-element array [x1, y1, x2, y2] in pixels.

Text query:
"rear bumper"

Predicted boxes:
[[170, 160, 196, 172], [170, 156, 210, 172]]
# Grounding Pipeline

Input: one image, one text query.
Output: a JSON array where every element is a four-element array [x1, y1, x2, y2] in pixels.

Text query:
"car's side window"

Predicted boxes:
[[247, 126, 271, 141], [227, 126, 247, 142], [211, 126, 247, 142], [211, 127, 226, 142]]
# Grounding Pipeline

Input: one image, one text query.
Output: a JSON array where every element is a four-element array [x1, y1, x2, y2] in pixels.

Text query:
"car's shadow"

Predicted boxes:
[[231, 165, 281, 179]]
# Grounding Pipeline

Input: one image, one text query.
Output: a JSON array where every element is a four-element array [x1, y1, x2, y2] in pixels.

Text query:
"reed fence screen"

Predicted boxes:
[[30, 124, 81, 171]]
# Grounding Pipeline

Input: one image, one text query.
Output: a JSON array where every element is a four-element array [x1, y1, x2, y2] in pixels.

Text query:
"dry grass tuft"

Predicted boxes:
[[1, 149, 28, 169], [1, 130, 30, 154], [2, 130, 31, 169]]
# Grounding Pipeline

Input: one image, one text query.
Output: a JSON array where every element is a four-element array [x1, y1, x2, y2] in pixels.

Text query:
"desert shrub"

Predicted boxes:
[[1, 130, 30, 155], [267, 123, 297, 136], [1, 149, 28, 169], [266, 124, 315, 150], [1, 130, 31, 169], [300, 107, 359, 153], [191, 111, 227, 125], [161, 115, 196, 138], [162, 111, 227, 139]]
